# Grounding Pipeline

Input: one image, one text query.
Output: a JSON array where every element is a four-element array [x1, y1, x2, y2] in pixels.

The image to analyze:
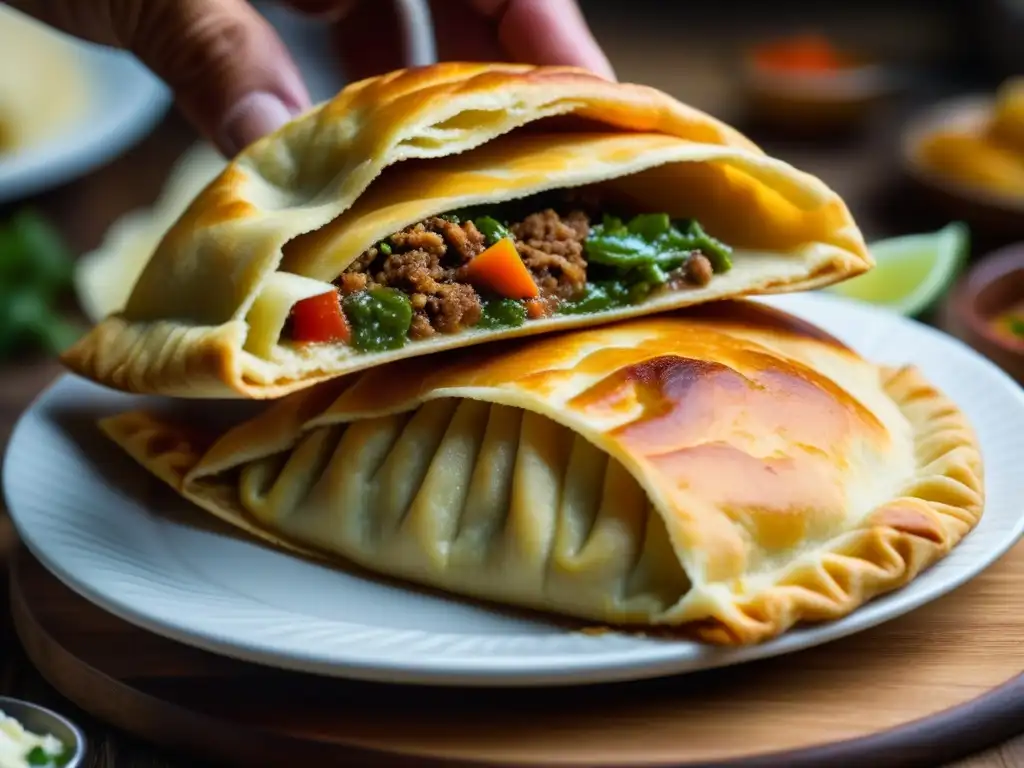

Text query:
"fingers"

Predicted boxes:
[[465, 0, 616, 80], [8, 0, 613, 158], [11, 0, 313, 156], [126, 0, 312, 155]]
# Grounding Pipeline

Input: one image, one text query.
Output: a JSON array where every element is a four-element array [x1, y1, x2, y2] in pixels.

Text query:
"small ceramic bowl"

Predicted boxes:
[[0, 696, 87, 767], [944, 243, 1024, 384], [901, 95, 1024, 238], [738, 41, 893, 136]]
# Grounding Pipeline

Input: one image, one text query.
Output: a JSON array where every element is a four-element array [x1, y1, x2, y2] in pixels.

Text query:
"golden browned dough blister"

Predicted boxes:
[[63, 62, 871, 399], [97, 302, 983, 645]]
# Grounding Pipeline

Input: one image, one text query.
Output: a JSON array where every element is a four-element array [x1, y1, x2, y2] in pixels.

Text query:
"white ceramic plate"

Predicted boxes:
[[5, 293, 1024, 687], [0, 42, 170, 204]]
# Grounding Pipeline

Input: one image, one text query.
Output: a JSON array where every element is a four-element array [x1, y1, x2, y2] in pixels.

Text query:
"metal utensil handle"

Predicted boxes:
[[394, 0, 437, 67]]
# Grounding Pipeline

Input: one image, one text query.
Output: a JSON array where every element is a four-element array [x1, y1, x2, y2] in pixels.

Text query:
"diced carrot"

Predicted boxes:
[[290, 290, 350, 344], [524, 298, 547, 319], [462, 237, 539, 300]]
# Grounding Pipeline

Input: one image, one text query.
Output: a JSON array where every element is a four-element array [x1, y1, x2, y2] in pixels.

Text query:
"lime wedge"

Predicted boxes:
[[826, 222, 970, 316]]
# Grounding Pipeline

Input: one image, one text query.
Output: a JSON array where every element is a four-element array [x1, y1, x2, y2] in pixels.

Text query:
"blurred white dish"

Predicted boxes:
[[0, 8, 170, 204]]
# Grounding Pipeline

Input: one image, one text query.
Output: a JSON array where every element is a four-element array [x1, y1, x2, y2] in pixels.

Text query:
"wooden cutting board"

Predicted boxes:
[[10, 543, 1024, 768]]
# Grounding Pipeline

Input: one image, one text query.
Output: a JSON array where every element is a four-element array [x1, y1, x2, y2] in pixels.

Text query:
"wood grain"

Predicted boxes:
[[9, 539, 1024, 768]]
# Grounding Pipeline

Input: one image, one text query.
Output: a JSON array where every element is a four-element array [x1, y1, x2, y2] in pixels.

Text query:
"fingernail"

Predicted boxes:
[[219, 91, 296, 157], [581, 53, 617, 82], [596, 58, 618, 82], [581, 43, 617, 81]]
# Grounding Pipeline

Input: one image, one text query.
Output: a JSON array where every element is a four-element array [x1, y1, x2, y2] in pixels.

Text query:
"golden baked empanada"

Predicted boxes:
[[63, 62, 871, 399], [99, 301, 983, 644]]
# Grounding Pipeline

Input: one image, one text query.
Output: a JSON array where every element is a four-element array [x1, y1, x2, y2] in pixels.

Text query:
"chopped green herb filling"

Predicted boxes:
[[341, 287, 413, 352]]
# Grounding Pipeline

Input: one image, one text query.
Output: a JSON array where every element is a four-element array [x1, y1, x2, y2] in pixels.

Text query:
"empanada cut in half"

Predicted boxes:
[[100, 301, 983, 644], [63, 62, 872, 399]]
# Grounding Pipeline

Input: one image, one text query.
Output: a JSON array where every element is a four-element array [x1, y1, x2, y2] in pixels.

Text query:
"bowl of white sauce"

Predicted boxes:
[[0, 698, 85, 768]]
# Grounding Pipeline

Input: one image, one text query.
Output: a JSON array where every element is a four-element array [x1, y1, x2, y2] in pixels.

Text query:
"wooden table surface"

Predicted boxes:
[[1, 6, 1022, 765]]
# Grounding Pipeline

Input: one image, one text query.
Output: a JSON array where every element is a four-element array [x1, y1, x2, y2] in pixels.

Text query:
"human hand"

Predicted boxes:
[[7, 0, 614, 157]]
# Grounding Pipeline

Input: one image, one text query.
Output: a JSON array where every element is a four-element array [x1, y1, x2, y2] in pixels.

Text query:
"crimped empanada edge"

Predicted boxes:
[[685, 363, 984, 644], [95, 363, 984, 647], [98, 410, 331, 563]]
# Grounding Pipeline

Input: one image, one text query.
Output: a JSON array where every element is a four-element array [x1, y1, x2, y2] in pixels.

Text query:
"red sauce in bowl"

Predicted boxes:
[[752, 34, 857, 74]]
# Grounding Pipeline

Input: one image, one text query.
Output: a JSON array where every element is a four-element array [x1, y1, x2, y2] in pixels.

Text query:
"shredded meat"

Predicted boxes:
[[337, 271, 368, 294], [684, 253, 714, 286], [435, 217, 486, 261], [510, 209, 589, 300], [409, 314, 433, 338], [665, 253, 714, 291], [337, 210, 590, 336], [337, 217, 486, 338], [388, 227, 445, 254], [333, 202, 718, 340], [345, 246, 379, 275]]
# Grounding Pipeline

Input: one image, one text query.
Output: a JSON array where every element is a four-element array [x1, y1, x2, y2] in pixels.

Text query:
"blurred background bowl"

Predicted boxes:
[[944, 243, 1024, 383], [738, 34, 896, 137], [901, 94, 1024, 239]]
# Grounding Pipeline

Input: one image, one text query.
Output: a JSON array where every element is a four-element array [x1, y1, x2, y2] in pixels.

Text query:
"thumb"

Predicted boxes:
[[11, 0, 312, 156], [117, 0, 313, 155]]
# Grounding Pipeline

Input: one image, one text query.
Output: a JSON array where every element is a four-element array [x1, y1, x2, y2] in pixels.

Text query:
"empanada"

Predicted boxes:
[[98, 301, 983, 644], [74, 143, 227, 322], [63, 62, 871, 399]]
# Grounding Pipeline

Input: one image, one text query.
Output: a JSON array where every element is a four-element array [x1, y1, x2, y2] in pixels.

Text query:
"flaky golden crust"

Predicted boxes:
[[99, 410, 324, 560], [65, 317, 340, 399], [687, 363, 983, 643], [64, 63, 871, 399], [97, 303, 984, 645], [74, 143, 227, 323]]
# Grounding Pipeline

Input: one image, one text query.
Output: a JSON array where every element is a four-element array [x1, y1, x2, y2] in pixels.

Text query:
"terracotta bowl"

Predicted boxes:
[[901, 95, 1024, 238], [944, 243, 1024, 384]]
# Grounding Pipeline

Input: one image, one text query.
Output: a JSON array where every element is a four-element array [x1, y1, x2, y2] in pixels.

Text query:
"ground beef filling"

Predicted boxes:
[[669, 252, 714, 289], [336, 209, 593, 339], [339, 217, 485, 339], [334, 208, 715, 339], [511, 210, 589, 301]]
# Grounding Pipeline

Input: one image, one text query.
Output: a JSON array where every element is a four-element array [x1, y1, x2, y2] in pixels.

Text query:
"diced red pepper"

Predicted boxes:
[[290, 290, 350, 344]]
